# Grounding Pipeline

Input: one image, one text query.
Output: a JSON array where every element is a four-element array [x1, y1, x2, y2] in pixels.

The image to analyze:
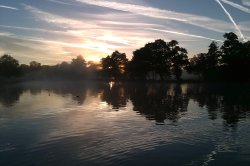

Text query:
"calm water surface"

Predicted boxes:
[[0, 81, 250, 166]]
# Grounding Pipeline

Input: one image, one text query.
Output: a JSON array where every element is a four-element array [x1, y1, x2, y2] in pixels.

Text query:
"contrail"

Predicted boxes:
[[0, 5, 18, 10], [215, 0, 246, 41], [148, 28, 223, 42], [47, 0, 75, 6], [220, 0, 250, 14]]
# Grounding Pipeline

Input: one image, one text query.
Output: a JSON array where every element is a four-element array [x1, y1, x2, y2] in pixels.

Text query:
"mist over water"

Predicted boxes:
[[0, 81, 250, 166]]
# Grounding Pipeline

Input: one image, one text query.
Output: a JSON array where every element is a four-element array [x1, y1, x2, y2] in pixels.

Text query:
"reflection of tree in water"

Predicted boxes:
[[1, 82, 250, 127], [129, 83, 189, 123], [221, 90, 250, 127], [187, 84, 250, 127], [49, 82, 87, 105], [0, 82, 88, 106], [0, 85, 25, 107], [100, 83, 129, 110], [30, 82, 88, 105], [186, 84, 222, 120]]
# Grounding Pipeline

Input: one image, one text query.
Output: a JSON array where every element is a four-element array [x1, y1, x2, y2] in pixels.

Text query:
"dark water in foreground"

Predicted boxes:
[[0, 81, 250, 166]]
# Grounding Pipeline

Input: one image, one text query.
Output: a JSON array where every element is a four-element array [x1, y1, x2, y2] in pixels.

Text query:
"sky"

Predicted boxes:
[[0, 0, 250, 65]]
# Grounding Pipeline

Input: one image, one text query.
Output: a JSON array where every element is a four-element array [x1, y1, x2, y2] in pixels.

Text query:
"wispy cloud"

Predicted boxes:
[[76, 0, 187, 22], [23, 4, 91, 29], [215, 0, 246, 41], [21, 5, 167, 45], [220, 0, 250, 14], [100, 21, 163, 28], [5, 1, 248, 64], [24, 3, 246, 41], [0, 5, 18, 10], [0, 35, 68, 64], [149, 28, 223, 42], [0, 32, 14, 36], [0, 25, 67, 34], [23, 5, 159, 31], [47, 0, 75, 6], [242, 0, 250, 7], [75, 0, 236, 33], [237, 22, 250, 34], [0, 31, 121, 63]]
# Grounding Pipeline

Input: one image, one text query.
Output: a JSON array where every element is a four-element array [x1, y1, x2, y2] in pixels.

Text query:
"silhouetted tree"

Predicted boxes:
[[220, 32, 241, 65], [129, 39, 188, 80], [189, 53, 207, 78], [28, 61, 42, 74], [128, 46, 153, 80], [206, 41, 221, 79], [148, 39, 172, 80], [101, 51, 128, 80], [86, 61, 102, 80], [220, 32, 250, 81], [168, 40, 189, 80], [188, 32, 250, 81], [188, 41, 220, 80], [71, 55, 86, 69], [20, 64, 29, 74], [58, 61, 70, 70], [207, 41, 220, 67], [1, 32, 249, 82], [70, 55, 87, 78], [129, 39, 171, 80], [30, 61, 41, 69], [0, 54, 20, 77]]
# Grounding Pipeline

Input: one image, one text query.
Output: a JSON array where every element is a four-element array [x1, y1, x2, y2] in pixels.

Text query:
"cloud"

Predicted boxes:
[[242, 0, 250, 7], [21, 5, 171, 45], [23, 3, 241, 40], [220, 0, 250, 14], [0, 36, 66, 64], [9, 2, 248, 64], [0, 25, 67, 34], [0, 5, 18, 10], [238, 22, 250, 33], [24, 4, 166, 34], [149, 28, 223, 42], [215, 0, 246, 41], [0, 31, 117, 63], [1, 28, 128, 55], [75, 0, 237, 33], [23, 4, 92, 29], [0, 21, 156, 53], [76, 0, 187, 22], [0, 32, 14, 36], [47, 0, 75, 6]]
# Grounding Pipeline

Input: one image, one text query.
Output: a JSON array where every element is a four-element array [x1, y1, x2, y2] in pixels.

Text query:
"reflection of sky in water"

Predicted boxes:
[[0, 82, 250, 166]]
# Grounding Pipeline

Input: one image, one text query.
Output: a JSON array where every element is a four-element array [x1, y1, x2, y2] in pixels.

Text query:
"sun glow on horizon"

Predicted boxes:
[[85, 56, 102, 63]]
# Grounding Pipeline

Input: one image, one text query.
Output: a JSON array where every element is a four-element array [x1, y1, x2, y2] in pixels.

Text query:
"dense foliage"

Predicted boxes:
[[0, 54, 20, 77], [189, 32, 250, 81]]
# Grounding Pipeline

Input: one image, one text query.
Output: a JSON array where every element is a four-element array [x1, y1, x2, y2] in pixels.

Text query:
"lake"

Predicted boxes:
[[0, 81, 250, 166]]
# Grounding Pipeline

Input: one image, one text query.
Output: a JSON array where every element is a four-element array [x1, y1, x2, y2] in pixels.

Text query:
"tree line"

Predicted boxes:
[[0, 32, 250, 81]]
